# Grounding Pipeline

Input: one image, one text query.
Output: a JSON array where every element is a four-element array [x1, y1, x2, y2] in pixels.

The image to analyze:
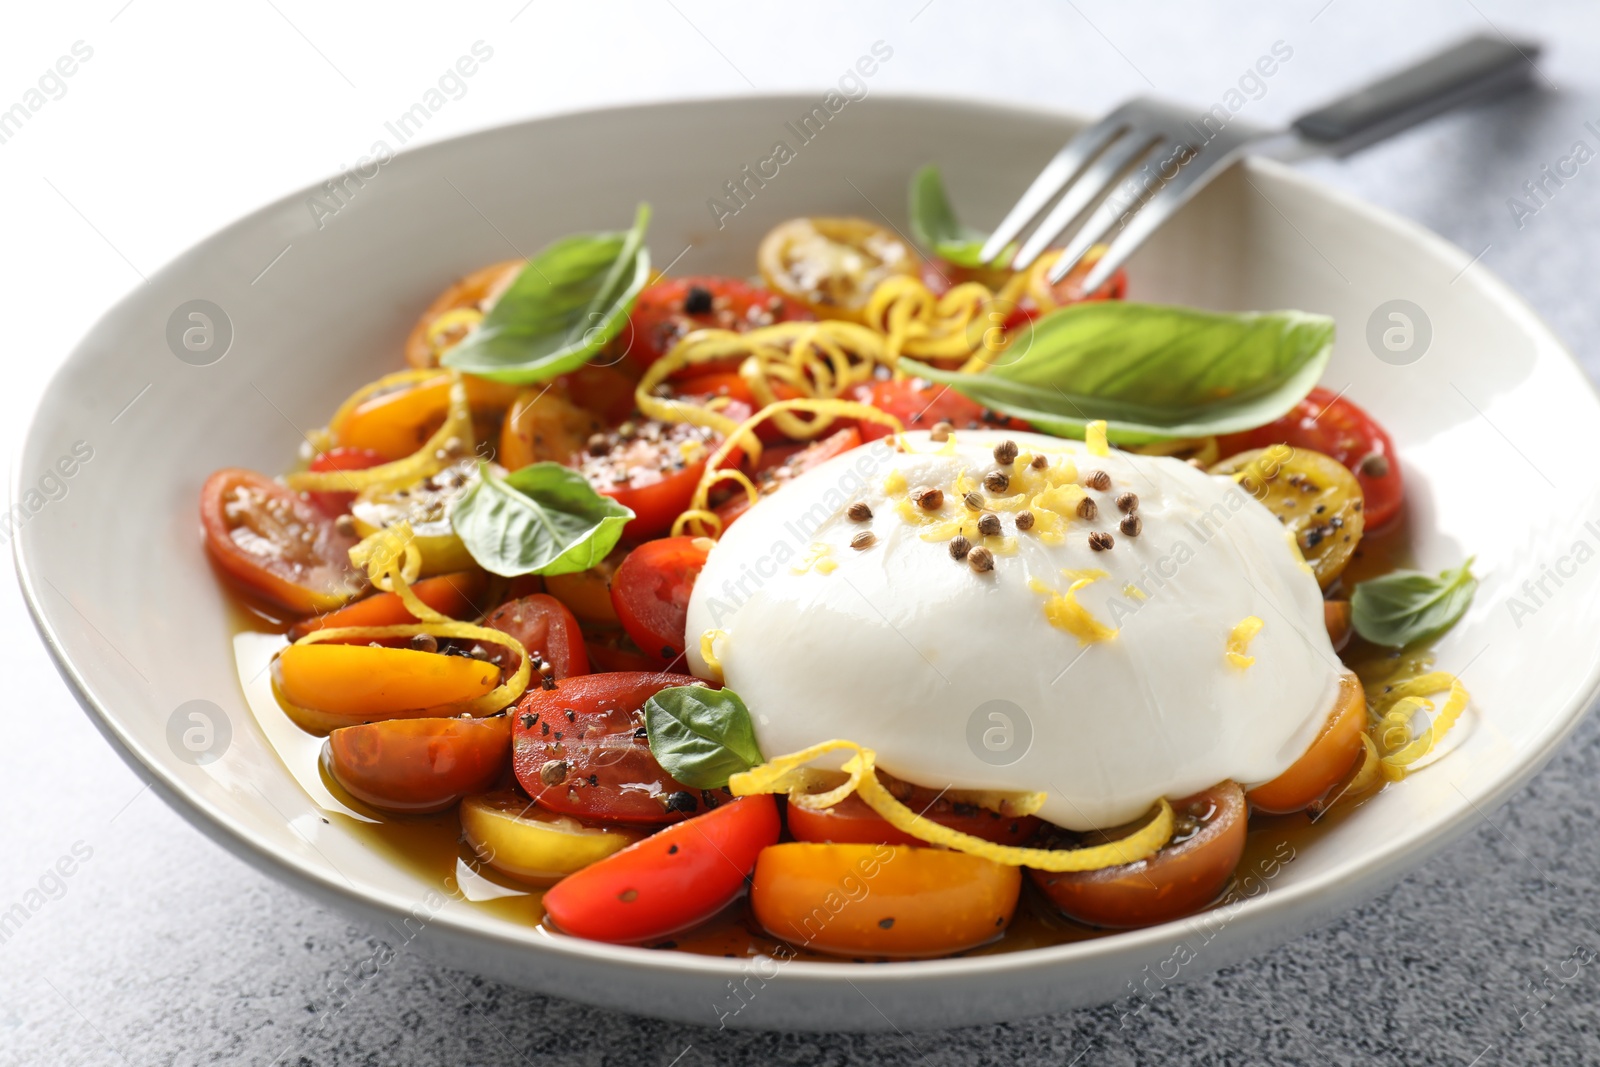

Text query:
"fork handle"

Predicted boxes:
[[1291, 34, 1541, 150]]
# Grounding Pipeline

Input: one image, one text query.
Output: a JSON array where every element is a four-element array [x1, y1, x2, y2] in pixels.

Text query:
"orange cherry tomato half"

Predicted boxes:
[[1029, 780, 1247, 929], [784, 791, 1040, 848], [1247, 673, 1367, 814], [510, 671, 712, 824], [713, 426, 863, 530], [1217, 387, 1404, 529], [200, 468, 363, 616], [275, 643, 500, 721], [543, 795, 780, 944], [498, 386, 609, 472], [751, 843, 1021, 958], [620, 275, 814, 374], [610, 536, 711, 670], [337, 373, 519, 462], [287, 570, 489, 642], [483, 593, 589, 679], [324, 715, 511, 814], [405, 259, 524, 368]]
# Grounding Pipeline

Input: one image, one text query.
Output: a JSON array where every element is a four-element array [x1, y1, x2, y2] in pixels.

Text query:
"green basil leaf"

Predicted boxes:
[[900, 301, 1334, 443], [1351, 557, 1477, 648], [449, 461, 632, 577], [908, 164, 993, 267], [644, 685, 764, 789], [441, 203, 652, 384]]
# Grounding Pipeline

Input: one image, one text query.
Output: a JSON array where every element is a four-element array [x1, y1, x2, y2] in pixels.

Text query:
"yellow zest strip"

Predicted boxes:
[[1369, 671, 1469, 781], [1133, 436, 1219, 467], [1226, 616, 1264, 669], [673, 398, 903, 538], [698, 629, 726, 683], [1085, 419, 1109, 457], [1030, 576, 1119, 644], [287, 372, 475, 495], [290, 524, 530, 718], [864, 275, 996, 361], [728, 739, 1174, 872], [1062, 567, 1109, 583]]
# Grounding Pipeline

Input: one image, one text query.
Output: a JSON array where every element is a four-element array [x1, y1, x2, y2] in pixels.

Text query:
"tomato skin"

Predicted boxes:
[[543, 795, 780, 943], [610, 537, 712, 670], [784, 793, 1039, 847], [714, 427, 863, 530], [751, 843, 1021, 958], [484, 593, 589, 679], [674, 370, 799, 443], [1248, 673, 1367, 814], [462, 791, 642, 885], [585, 631, 661, 673], [324, 716, 511, 814], [287, 571, 489, 642], [510, 671, 711, 824], [621, 276, 813, 374], [1217, 387, 1404, 529], [575, 421, 739, 541], [849, 379, 1028, 442], [405, 259, 524, 368], [1030, 781, 1247, 929], [758, 218, 920, 323], [275, 643, 500, 720], [307, 447, 387, 515], [201, 468, 362, 616]]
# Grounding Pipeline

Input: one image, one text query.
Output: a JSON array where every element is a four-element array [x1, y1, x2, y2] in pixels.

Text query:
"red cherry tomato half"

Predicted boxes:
[[200, 468, 363, 616], [673, 370, 799, 443], [1217, 387, 1404, 529], [621, 276, 813, 374], [610, 537, 712, 670], [543, 795, 780, 944], [324, 715, 511, 814], [784, 792, 1040, 848], [585, 630, 661, 674], [484, 593, 590, 679], [305, 447, 388, 515], [849, 379, 1028, 443], [713, 426, 863, 530], [576, 420, 736, 540], [510, 671, 713, 824]]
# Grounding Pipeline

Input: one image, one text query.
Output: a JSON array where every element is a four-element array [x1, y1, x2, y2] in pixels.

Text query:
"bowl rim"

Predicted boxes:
[[16, 90, 1600, 990]]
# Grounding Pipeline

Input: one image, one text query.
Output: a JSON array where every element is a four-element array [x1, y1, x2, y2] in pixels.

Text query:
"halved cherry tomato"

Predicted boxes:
[[1248, 673, 1367, 814], [1023, 246, 1128, 310], [577, 420, 731, 540], [275, 644, 499, 721], [335, 372, 519, 461], [1030, 780, 1247, 929], [461, 791, 642, 885], [1217, 387, 1404, 529], [849, 378, 1028, 442], [784, 789, 1039, 848], [324, 716, 510, 814], [200, 468, 363, 616], [918, 258, 1017, 295], [555, 363, 639, 424], [751, 842, 1020, 958], [759, 218, 920, 323], [405, 259, 524, 368], [543, 795, 780, 944], [674, 370, 797, 442], [510, 671, 712, 824], [307, 447, 387, 515], [610, 537, 711, 670], [287, 571, 489, 642], [543, 550, 623, 625], [1208, 446, 1365, 589], [498, 387, 606, 471], [484, 594, 589, 679], [584, 630, 660, 673], [713, 426, 863, 530], [621, 276, 814, 373], [1324, 599, 1353, 652], [348, 459, 483, 577]]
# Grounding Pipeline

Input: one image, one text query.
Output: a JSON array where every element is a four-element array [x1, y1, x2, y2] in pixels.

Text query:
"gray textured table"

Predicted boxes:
[[5, 2, 1599, 1064]]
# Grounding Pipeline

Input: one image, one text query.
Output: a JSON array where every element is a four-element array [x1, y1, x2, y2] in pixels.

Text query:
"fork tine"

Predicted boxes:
[[977, 114, 1130, 264], [1050, 140, 1228, 291], [1009, 133, 1159, 272]]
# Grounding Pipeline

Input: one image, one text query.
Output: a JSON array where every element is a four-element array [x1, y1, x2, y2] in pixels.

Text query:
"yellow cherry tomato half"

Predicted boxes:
[[757, 217, 919, 323], [348, 459, 484, 577], [498, 387, 606, 471], [275, 644, 499, 722], [750, 842, 1020, 958], [1208, 446, 1365, 589], [461, 791, 642, 886]]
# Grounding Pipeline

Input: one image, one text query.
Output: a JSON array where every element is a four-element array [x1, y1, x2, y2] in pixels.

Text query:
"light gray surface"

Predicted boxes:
[[6, 2, 1600, 1064]]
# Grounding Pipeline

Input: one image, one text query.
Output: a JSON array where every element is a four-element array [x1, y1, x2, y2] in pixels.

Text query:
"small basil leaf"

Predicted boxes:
[[1351, 557, 1477, 648], [908, 165, 993, 267], [442, 203, 651, 384], [644, 685, 764, 790], [449, 461, 632, 577], [900, 301, 1334, 442]]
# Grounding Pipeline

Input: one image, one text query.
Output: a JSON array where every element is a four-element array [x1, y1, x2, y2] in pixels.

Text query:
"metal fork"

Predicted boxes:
[[983, 34, 1543, 292]]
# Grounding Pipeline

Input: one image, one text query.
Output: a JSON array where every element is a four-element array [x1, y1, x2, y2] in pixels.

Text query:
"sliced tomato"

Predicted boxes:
[[201, 468, 363, 616], [306, 447, 387, 515], [849, 378, 1028, 442], [785, 791, 1039, 847], [621, 276, 814, 374], [673, 370, 797, 443], [1217, 387, 1404, 529], [405, 259, 524, 368], [577, 420, 732, 540], [713, 426, 862, 530], [287, 571, 490, 642], [751, 842, 1020, 958], [335, 372, 519, 461], [484, 593, 589, 679], [1030, 780, 1247, 929], [555, 363, 639, 424], [1023, 247, 1128, 310], [758, 218, 920, 323], [584, 630, 660, 674], [543, 795, 780, 943], [275, 643, 500, 721], [1248, 673, 1367, 814], [462, 791, 642, 885], [510, 671, 713, 824], [610, 537, 711, 670], [498, 387, 607, 471], [324, 716, 511, 814]]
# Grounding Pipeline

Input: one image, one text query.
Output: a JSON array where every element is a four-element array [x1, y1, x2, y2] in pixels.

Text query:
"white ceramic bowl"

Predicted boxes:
[[17, 96, 1600, 1032]]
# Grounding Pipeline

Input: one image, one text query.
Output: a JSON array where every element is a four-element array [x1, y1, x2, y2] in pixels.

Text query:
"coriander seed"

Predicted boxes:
[[967, 546, 995, 572], [977, 512, 1001, 536], [993, 439, 1019, 465], [847, 501, 873, 522], [949, 535, 972, 561]]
